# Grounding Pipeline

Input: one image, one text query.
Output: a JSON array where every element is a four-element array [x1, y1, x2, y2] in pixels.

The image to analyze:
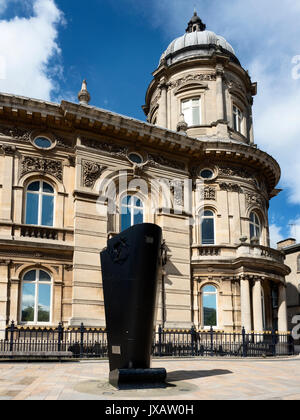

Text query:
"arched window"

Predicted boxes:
[[20, 269, 52, 324], [25, 181, 55, 227], [202, 285, 218, 327], [200, 210, 215, 245], [249, 211, 261, 241], [120, 195, 144, 232]]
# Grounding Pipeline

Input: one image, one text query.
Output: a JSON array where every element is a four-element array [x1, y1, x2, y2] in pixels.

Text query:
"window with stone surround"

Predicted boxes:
[[181, 97, 201, 126], [25, 180, 55, 227], [200, 209, 215, 245], [249, 211, 261, 242], [20, 269, 52, 324], [233, 104, 243, 133], [202, 285, 218, 328], [120, 195, 144, 232]]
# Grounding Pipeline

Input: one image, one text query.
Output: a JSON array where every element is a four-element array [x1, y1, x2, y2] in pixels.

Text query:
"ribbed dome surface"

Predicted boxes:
[[159, 30, 236, 66]]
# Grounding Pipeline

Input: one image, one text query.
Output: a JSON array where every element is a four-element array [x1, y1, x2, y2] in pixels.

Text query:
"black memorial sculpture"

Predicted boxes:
[[100, 223, 167, 389]]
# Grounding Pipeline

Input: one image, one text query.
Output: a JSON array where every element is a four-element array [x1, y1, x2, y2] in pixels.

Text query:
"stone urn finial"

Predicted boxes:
[[177, 113, 188, 134], [78, 79, 91, 105]]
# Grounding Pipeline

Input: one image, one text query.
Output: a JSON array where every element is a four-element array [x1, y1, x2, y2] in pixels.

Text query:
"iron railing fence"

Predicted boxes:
[[0, 322, 295, 359]]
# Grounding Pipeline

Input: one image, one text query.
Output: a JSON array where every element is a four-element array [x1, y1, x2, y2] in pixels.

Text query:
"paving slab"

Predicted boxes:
[[0, 357, 299, 400]]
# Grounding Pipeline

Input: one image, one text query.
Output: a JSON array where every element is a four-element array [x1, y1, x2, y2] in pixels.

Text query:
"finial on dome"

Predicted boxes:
[[78, 79, 91, 105], [186, 10, 206, 33]]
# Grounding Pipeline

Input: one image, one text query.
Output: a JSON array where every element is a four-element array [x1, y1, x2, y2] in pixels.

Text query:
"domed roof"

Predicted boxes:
[[159, 13, 237, 67]]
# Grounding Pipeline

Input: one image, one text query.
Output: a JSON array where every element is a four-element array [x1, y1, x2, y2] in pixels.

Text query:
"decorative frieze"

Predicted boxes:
[[82, 160, 106, 188], [0, 125, 73, 150], [218, 165, 253, 179], [168, 73, 216, 90], [148, 153, 185, 171], [20, 156, 63, 181], [82, 138, 128, 158], [219, 182, 243, 193]]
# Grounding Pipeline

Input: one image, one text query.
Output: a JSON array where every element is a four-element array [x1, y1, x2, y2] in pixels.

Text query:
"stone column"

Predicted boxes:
[[0, 261, 9, 339], [157, 78, 168, 129], [278, 283, 288, 332], [240, 277, 252, 332], [252, 279, 264, 332], [216, 65, 225, 122]]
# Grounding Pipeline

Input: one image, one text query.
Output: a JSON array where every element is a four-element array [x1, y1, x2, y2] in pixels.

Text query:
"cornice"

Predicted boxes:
[[0, 93, 280, 192]]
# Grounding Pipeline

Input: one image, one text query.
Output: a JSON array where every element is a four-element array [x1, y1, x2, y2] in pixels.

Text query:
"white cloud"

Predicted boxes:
[[0, 0, 63, 101], [150, 0, 300, 205], [269, 224, 284, 248]]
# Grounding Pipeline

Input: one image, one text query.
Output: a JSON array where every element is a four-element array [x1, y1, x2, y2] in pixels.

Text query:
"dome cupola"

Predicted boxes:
[[159, 12, 238, 68]]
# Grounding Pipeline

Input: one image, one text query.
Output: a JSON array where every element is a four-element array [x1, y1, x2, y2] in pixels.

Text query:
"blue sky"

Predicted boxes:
[[0, 0, 300, 246]]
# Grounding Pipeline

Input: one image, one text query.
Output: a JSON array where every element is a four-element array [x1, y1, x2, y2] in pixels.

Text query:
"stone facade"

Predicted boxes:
[[0, 14, 291, 337], [277, 239, 300, 331]]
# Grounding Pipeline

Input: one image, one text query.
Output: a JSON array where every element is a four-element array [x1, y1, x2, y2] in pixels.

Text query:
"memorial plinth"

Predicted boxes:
[[100, 223, 166, 389]]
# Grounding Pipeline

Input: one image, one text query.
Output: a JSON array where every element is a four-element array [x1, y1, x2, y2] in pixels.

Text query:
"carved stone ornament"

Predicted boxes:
[[0, 126, 31, 142], [246, 192, 264, 208], [170, 180, 184, 207], [0, 125, 73, 150], [219, 182, 243, 193], [200, 186, 216, 201], [168, 73, 216, 90], [21, 156, 63, 181], [82, 138, 128, 158], [218, 165, 253, 180], [1, 144, 16, 156], [148, 153, 185, 171], [82, 160, 106, 188]]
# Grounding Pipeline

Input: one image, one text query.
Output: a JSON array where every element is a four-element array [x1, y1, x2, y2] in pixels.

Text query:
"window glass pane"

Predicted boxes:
[[21, 283, 35, 322], [28, 181, 40, 192], [203, 285, 216, 293], [38, 284, 51, 323], [192, 107, 200, 125], [202, 219, 214, 245], [34, 137, 52, 149], [43, 182, 54, 194], [122, 196, 131, 206], [41, 195, 54, 226], [23, 270, 36, 282], [26, 193, 39, 225], [203, 293, 217, 326], [250, 224, 255, 239], [204, 210, 213, 217], [121, 212, 131, 232], [134, 211, 144, 225], [39, 270, 51, 282]]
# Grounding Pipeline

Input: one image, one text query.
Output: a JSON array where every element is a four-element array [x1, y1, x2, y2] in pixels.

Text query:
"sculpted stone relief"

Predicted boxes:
[[168, 73, 216, 90], [82, 160, 106, 188], [20, 156, 63, 182], [0, 125, 73, 150]]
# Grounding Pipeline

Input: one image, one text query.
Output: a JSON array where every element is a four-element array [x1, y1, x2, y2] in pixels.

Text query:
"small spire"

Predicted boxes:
[[78, 79, 91, 105]]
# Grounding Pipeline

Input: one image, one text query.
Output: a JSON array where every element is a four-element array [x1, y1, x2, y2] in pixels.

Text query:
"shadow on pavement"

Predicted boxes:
[[167, 369, 232, 382]]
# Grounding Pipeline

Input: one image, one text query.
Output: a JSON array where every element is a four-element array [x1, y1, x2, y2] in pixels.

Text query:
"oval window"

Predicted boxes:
[[128, 153, 143, 165], [200, 169, 214, 180], [34, 137, 52, 149]]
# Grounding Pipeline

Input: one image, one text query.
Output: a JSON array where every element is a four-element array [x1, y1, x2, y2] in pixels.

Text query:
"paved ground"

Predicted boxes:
[[0, 357, 300, 400]]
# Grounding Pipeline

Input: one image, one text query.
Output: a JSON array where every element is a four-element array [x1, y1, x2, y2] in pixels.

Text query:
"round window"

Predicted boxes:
[[200, 169, 214, 180], [128, 153, 143, 165], [34, 137, 52, 149]]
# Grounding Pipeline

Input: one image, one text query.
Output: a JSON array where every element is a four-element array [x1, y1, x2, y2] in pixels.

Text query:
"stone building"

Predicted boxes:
[[0, 13, 291, 337], [277, 238, 300, 331]]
